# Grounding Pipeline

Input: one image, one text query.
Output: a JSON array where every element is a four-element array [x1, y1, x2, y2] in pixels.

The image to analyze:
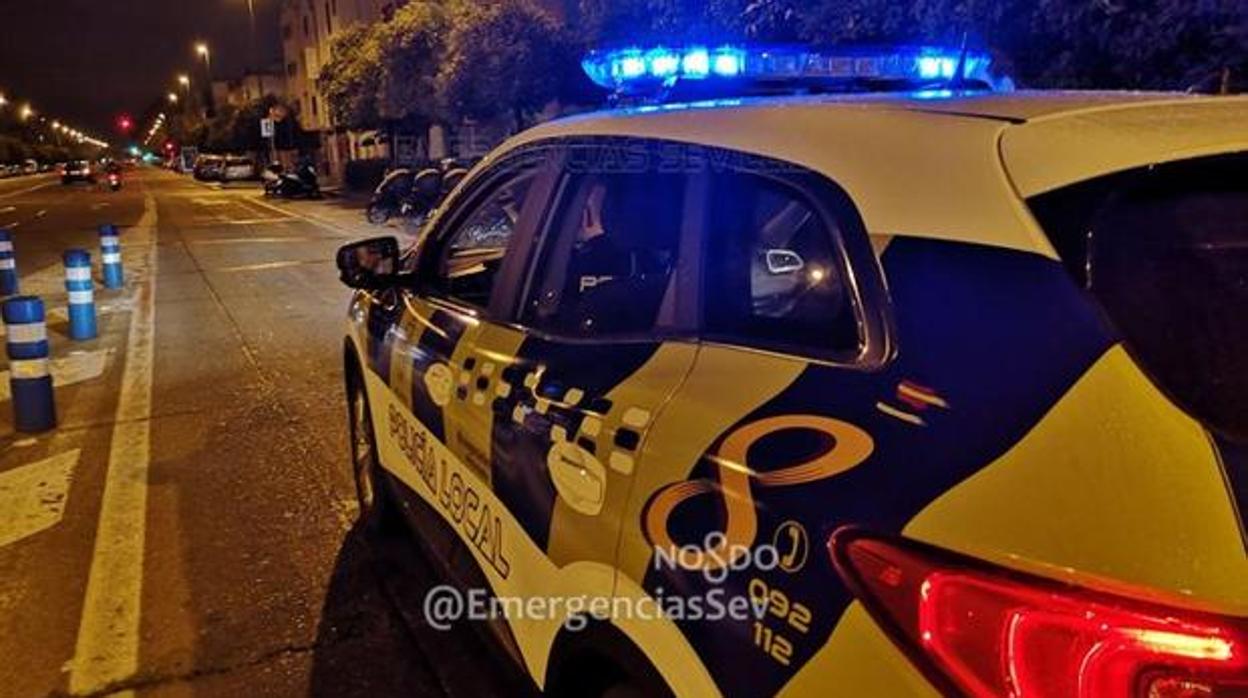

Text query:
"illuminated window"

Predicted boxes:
[[704, 172, 861, 357]]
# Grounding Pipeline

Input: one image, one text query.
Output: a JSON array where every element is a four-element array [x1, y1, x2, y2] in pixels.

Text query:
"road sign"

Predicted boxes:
[[260, 118, 275, 138]]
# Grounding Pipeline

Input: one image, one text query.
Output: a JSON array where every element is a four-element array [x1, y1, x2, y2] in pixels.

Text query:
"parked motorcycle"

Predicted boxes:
[[365, 167, 442, 225], [263, 163, 322, 199]]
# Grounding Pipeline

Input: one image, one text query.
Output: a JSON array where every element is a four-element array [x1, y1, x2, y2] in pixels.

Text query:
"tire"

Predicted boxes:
[[346, 365, 401, 536], [366, 203, 392, 226]]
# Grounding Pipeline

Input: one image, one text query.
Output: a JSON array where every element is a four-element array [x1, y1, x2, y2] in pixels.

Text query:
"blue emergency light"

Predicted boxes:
[[582, 44, 1005, 96]]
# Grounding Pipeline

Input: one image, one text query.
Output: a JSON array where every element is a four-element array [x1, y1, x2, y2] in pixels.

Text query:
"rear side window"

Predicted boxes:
[[1030, 153, 1248, 440], [703, 171, 862, 359]]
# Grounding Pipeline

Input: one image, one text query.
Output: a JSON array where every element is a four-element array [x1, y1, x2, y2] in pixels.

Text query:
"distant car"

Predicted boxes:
[[220, 157, 257, 182], [22, 159, 39, 175], [193, 155, 225, 181], [62, 160, 95, 184]]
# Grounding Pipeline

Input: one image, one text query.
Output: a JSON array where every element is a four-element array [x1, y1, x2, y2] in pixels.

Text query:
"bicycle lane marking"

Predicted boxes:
[[67, 190, 158, 697]]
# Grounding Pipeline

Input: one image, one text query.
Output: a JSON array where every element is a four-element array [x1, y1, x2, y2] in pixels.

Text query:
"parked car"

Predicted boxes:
[[336, 43, 1248, 698], [220, 157, 257, 182], [193, 155, 224, 181]]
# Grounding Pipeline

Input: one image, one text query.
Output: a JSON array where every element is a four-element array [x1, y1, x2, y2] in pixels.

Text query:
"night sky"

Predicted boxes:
[[0, 0, 282, 136]]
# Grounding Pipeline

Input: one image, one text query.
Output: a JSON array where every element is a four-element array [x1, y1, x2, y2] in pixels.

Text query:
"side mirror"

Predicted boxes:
[[336, 236, 400, 289]]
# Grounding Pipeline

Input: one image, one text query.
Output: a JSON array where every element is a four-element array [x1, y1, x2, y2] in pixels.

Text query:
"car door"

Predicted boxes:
[[448, 138, 705, 594], [609, 157, 897, 696], [360, 150, 557, 577]]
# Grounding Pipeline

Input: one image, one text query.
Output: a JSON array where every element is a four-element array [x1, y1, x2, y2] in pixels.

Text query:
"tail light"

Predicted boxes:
[[830, 530, 1248, 698]]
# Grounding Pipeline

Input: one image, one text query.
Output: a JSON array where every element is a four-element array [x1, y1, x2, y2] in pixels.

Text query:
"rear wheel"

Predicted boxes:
[[346, 366, 400, 535], [366, 203, 392, 225]]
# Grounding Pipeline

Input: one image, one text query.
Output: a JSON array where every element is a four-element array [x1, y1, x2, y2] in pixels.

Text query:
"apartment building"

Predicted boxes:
[[280, 0, 568, 181], [279, 0, 403, 179]]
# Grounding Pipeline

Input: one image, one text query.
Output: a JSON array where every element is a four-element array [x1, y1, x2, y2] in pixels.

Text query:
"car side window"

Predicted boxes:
[[521, 163, 687, 338], [704, 171, 861, 358], [424, 165, 539, 309]]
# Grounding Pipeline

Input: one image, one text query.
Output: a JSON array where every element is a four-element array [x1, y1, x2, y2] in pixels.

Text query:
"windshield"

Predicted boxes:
[[1030, 153, 1248, 440]]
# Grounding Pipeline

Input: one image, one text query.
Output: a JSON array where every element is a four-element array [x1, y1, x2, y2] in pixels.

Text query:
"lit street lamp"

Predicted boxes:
[[168, 92, 179, 104], [19, 104, 33, 121], [195, 42, 212, 78]]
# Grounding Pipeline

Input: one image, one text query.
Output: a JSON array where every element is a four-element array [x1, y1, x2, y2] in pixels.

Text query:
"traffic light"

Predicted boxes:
[[117, 114, 133, 133]]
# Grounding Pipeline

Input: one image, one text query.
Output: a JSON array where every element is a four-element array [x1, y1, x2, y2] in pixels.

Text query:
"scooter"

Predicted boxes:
[[365, 167, 442, 225], [263, 163, 322, 199], [107, 172, 122, 191]]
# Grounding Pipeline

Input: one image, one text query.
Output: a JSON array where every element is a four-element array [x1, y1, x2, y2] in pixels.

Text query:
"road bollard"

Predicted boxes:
[[63, 249, 97, 341], [0, 229, 17, 296], [3, 296, 56, 432], [99, 224, 124, 289]]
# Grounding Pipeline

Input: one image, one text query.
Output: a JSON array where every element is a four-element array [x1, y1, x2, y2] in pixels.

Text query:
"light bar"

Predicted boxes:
[[582, 44, 1003, 96]]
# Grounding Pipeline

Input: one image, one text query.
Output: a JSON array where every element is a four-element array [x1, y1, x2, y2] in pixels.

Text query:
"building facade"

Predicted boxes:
[[279, 0, 569, 183], [279, 0, 404, 180]]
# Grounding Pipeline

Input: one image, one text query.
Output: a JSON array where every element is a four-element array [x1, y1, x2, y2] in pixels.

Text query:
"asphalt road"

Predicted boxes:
[[0, 169, 529, 698]]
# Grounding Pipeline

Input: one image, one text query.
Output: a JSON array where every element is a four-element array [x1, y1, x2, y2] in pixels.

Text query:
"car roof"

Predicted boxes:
[[499, 91, 1248, 256]]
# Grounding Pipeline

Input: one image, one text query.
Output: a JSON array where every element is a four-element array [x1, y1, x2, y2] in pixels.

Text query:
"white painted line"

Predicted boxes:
[[34, 209, 47, 218], [246, 196, 356, 237], [0, 349, 113, 401], [0, 180, 54, 200], [189, 235, 338, 245], [0, 206, 15, 214], [0, 450, 81, 549], [69, 194, 157, 695], [212, 259, 326, 273], [223, 217, 297, 225]]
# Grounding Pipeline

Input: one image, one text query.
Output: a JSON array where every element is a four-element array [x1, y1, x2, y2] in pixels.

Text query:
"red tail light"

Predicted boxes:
[[830, 530, 1248, 698]]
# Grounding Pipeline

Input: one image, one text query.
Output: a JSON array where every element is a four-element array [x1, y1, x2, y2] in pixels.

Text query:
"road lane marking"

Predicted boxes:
[[0, 450, 81, 549], [188, 235, 339, 245], [0, 350, 113, 401], [222, 216, 296, 225], [0, 180, 54, 200], [69, 193, 157, 696], [34, 209, 47, 218], [211, 259, 328, 273], [245, 196, 358, 237], [0, 206, 15, 214]]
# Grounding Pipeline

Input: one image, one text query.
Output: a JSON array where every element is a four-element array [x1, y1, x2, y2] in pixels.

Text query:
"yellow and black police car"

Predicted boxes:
[[336, 44, 1248, 698]]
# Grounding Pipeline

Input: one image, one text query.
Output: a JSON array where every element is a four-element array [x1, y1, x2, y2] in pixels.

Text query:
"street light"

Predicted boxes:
[[0, 94, 7, 107], [195, 42, 211, 77], [19, 104, 33, 121], [168, 92, 179, 104]]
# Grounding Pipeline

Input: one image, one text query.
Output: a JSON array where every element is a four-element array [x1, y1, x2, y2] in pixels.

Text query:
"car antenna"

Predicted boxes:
[[947, 32, 971, 90]]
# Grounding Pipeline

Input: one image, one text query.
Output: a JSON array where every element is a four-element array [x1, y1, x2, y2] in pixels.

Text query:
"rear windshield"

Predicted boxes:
[[1029, 153, 1248, 440]]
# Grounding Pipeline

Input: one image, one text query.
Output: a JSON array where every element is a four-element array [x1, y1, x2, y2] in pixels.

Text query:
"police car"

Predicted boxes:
[[336, 44, 1248, 697]]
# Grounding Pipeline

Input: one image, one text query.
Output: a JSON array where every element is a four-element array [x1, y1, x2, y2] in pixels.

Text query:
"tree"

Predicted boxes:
[[438, 0, 578, 126], [320, 24, 383, 130], [376, 0, 454, 130]]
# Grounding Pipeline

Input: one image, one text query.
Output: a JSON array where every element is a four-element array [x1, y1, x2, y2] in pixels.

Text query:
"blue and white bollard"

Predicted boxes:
[[63, 249, 97, 341], [0, 229, 17, 296], [99, 224, 124, 289], [3, 296, 56, 432]]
